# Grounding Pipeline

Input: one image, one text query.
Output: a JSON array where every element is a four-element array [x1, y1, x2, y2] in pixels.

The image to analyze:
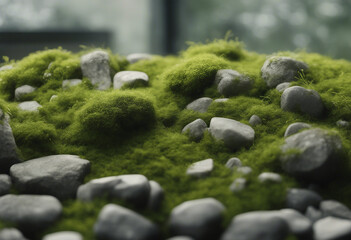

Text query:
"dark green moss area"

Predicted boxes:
[[1, 39, 351, 239]]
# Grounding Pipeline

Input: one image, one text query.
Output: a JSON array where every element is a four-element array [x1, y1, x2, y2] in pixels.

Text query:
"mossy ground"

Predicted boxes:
[[0, 39, 351, 240]]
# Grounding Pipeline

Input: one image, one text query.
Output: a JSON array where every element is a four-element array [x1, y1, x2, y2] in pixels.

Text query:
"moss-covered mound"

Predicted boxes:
[[0, 39, 351, 240]]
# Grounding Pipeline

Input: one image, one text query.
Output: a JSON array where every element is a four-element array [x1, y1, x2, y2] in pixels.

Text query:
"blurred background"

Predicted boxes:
[[1, 0, 351, 61]]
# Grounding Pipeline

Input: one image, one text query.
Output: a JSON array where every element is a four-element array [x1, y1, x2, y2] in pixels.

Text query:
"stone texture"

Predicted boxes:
[[186, 97, 213, 113], [0, 228, 27, 240], [43, 231, 83, 240], [258, 172, 282, 183], [249, 115, 262, 126], [18, 101, 42, 112], [62, 79, 82, 89], [80, 50, 111, 90], [286, 188, 322, 213], [113, 71, 149, 89], [236, 166, 252, 175], [215, 69, 252, 97], [182, 119, 207, 142], [320, 200, 351, 220], [261, 56, 309, 88], [126, 53, 152, 64], [0, 174, 11, 196], [186, 159, 214, 178], [336, 120, 350, 128], [314, 217, 351, 240], [225, 157, 242, 169], [305, 206, 323, 223], [281, 86, 324, 118], [229, 178, 247, 193], [147, 180, 164, 210], [284, 122, 311, 137], [77, 174, 150, 207], [0, 114, 19, 173], [0, 194, 62, 229], [169, 198, 225, 240], [14, 85, 36, 101], [280, 128, 344, 183], [209, 117, 255, 151], [10, 155, 90, 200], [276, 82, 291, 92], [94, 204, 160, 240]]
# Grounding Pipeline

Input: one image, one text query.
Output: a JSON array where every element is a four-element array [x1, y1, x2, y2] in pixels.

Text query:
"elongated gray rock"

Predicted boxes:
[[186, 97, 213, 113], [147, 180, 164, 210], [281, 86, 324, 118], [280, 128, 344, 183], [0, 228, 27, 240], [286, 188, 322, 213], [81, 50, 111, 90], [43, 231, 83, 240], [169, 198, 225, 240], [261, 56, 309, 88], [215, 69, 252, 97], [15, 85, 36, 101], [236, 166, 252, 175], [182, 119, 207, 142], [320, 200, 351, 220], [225, 157, 242, 169], [258, 172, 282, 183], [186, 159, 213, 178], [0, 194, 62, 229], [284, 122, 311, 137], [94, 204, 160, 240], [18, 101, 41, 112], [209, 117, 255, 151], [0, 65, 13, 71], [77, 174, 150, 207], [314, 217, 351, 240], [214, 98, 229, 103], [336, 120, 350, 128], [10, 155, 90, 200], [0, 114, 19, 173], [113, 71, 149, 89], [0, 174, 11, 196], [127, 53, 152, 64], [62, 79, 82, 89]]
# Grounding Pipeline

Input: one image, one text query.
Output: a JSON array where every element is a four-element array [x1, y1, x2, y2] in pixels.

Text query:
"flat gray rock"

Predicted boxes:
[[18, 101, 42, 112], [286, 188, 322, 213], [284, 122, 311, 137], [81, 50, 111, 90], [258, 172, 282, 183], [314, 217, 351, 240], [182, 119, 207, 142], [261, 56, 309, 88], [186, 97, 213, 113], [0, 228, 27, 240], [62, 79, 82, 89], [186, 159, 213, 178], [113, 71, 149, 89], [336, 120, 350, 128], [320, 200, 351, 220], [225, 157, 242, 169], [169, 198, 225, 240], [0, 194, 62, 229], [249, 115, 262, 126], [209, 117, 255, 151], [0, 65, 13, 71], [94, 204, 160, 240], [281, 86, 324, 118], [276, 82, 291, 92], [214, 98, 229, 103], [0, 115, 19, 173], [10, 155, 90, 200], [43, 231, 83, 240], [229, 178, 247, 193], [147, 180, 164, 210], [215, 69, 252, 97], [77, 174, 150, 207], [280, 128, 344, 183], [236, 166, 252, 175], [127, 53, 152, 64], [0, 174, 11, 196], [14, 85, 36, 101]]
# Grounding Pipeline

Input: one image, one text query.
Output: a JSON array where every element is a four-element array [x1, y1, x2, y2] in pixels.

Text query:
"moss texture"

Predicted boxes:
[[0, 39, 351, 240]]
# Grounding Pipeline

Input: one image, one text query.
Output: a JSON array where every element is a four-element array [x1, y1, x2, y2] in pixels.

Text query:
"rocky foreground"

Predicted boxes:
[[0, 40, 351, 240]]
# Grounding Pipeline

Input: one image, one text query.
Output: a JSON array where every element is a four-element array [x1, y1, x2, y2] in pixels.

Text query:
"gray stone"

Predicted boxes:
[[286, 188, 323, 213], [278, 209, 312, 238], [236, 166, 252, 175], [182, 119, 207, 142], [0, 115, 19, 173], [261, 56, 309, 88], [320, 200, 351, 220], [50, 95, 58, 102], [10, 155, 90, 200], [214, 98, 229, 103], [167, 237, 194, 240], [169, 198, 225, 240], [186, 97, 213, 113], [314, 217, 351, 240], [209, 117, 255, 151], [215, 70, 252, 97], [336, 120, 350, 128], [113, 71, 149, 89], [62, 79, 82, 89], [14, 85, 36, 101], [0, 65, 13, 72], [276, 82, 291, 92], [284, 122, 311, 137], [80, 50, 111, 90], [0, 228, 27, 240], [0, 174, 11, 196], [77, 174, 150, 207], [305, 206, 323, 223], [147, 180, 164, 210], [280, 128, 344, 183], [43, 231, 83, 240], [0, 194, 62, 229], [281, 86, 324, 118], [249, 115, 262, 126], [94, 204, 160, 240], [18, 101, 42, 112], [225, 157, 242, 169], [127, 53, 152, 64], [186, 159, 213, 178], [258, 172, 282, 183], [229, 178, 247, 193]]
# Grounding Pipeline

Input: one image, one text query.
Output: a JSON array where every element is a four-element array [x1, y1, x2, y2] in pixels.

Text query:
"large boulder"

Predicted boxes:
[[147, 180, 164, 210], [186, 97, 213, 113], [18, 101, 42, 112], [43, 231, 83, 240], [10, 155, 90, 200], [286, 188, 322, 213], [281, 86, 324, 118], [169, 198, 225, 240], [80, 50, 111, 90], [215, 69, 252, 97], [279, 128, 345, 183], [182, 119, 207, 142], [14, 85, 36, 101], [314, 217, 351, 240], [186, 159, 214, 178], [261, 56, 309, 88], [209, 117, 255, 150], [0, 228, 28, 240], [113, 71, 149, 89], [0, 194, 62, 230], [320, 200, 351, 220], [0, 174, 11, 196], [94, 204, 160, 240], [77, 174, 150, 207]]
